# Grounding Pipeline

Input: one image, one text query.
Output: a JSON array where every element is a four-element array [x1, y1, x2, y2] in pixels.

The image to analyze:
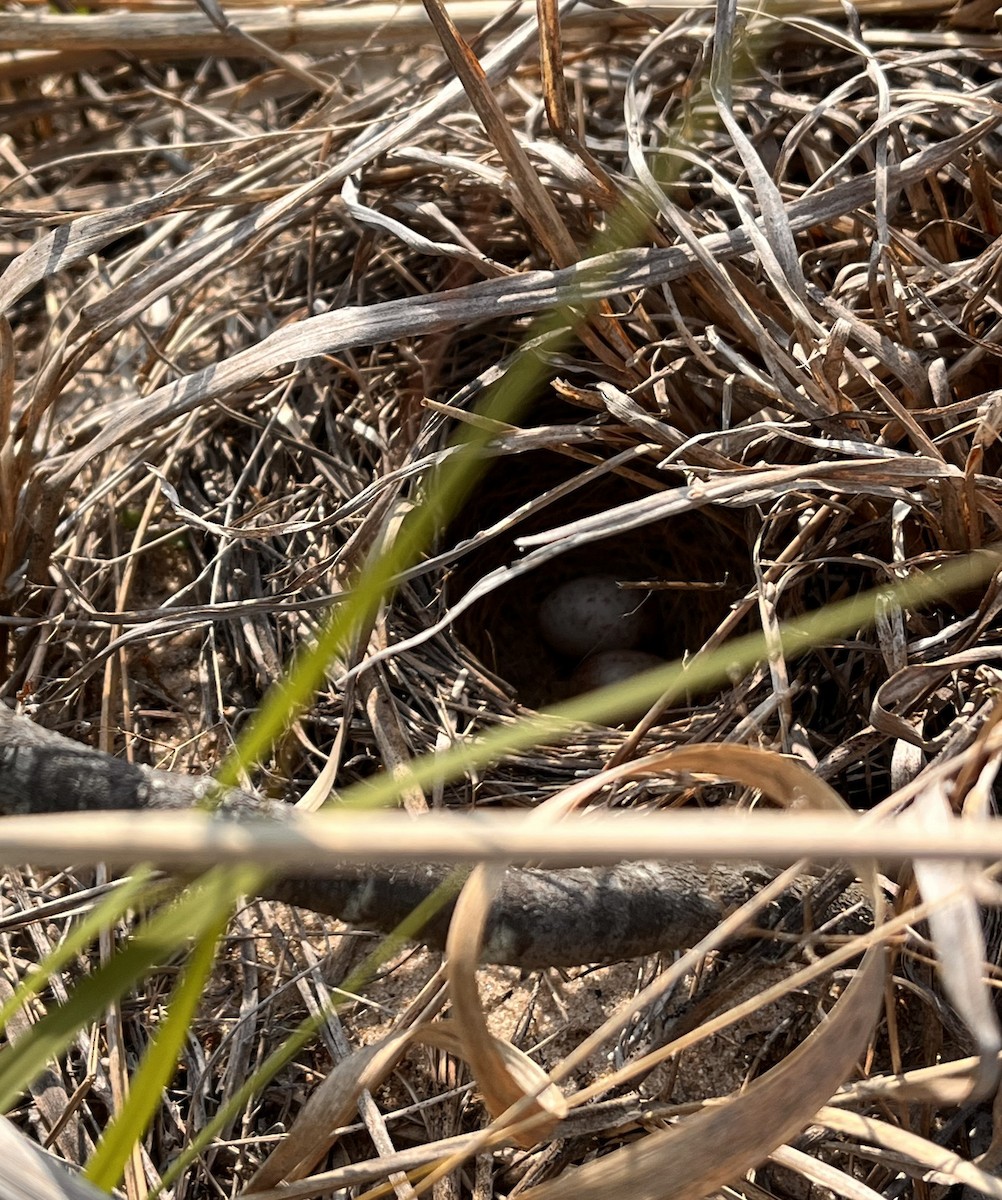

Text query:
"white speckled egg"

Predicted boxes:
[[538, 575, 652, 658], [571, 649, 665, 693]]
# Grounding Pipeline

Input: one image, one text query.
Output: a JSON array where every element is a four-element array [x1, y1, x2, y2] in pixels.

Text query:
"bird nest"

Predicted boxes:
[[5, 14, 1001, 805], [448, 447, 750, 709], [4, 0, 1002, 1195]]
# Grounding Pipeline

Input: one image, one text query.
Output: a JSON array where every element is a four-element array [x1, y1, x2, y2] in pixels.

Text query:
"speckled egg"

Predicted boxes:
[[571, 649, 665, 693], [538, 575, 652, 658]]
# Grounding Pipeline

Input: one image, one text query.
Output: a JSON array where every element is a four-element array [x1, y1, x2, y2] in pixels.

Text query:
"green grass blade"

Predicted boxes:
[[84, 904, 232, 1191], [151, 869, 468, 1197], [0, 866, 261, 1113], [329, 547, 1001, 811], [212, 310, 575, 794], [0, 869, 160, 1035]]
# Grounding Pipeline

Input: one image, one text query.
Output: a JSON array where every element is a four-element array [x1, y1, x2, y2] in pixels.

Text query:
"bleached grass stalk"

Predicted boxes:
[[0, 0, 962, 58], [4, 805, 1002, 874]]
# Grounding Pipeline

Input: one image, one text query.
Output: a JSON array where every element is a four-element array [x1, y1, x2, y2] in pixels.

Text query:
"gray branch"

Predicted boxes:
[[0, 704, 868, 967]]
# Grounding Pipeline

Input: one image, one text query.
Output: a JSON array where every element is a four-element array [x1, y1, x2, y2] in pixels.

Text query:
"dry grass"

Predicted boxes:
[[3, 0, 1002, 1195]]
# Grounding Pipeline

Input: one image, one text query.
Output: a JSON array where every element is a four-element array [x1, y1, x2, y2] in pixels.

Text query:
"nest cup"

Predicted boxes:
[[449, 450, 750, 713]]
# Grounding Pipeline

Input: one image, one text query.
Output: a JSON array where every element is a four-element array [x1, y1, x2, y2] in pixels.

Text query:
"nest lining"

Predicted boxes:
[[448, 445, 751, 709]]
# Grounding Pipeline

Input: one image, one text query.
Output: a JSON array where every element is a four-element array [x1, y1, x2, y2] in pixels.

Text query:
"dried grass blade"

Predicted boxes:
[[246, 1019, 560, 1190], [0, 1, 604, 57], [491, 744, 877, 1114], [0, 168, 227, 313], [0, 315, 17, 592], [709, 0, 810, 315], [755, 576, 796, 753], [538, 0, 570, 137], [909, 777, 1001, 1099], [444, 864, 509, 1090], [442, 743, 871, 1143], [0, 0, 972, 59], [769, 1142, 885, 1200], [40, 118, 999, 500], [657, 742, 846, 809], [819, 1107, 1002, 1196], [10, 806, 1002, 872], [514, 457, 970, 551], [27, 2, 574, 344], [0, 1117, 106, 1200], [871, 645, 1002, 751], [836, 1050, 1002, 1106], [445, 863, 566, 1146], [190, 0, 328, 89], [240, 1131, 487, 1200], [443, 761, 583, 1146], [419, 0, 578, 268], [965, 391, 1002, 542], [245, 1027, 418, 1190]]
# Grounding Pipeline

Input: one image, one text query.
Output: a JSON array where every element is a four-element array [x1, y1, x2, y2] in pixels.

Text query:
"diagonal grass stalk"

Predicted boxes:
[[330, 546, 1000, 811], [83, 908, 233, 1192]]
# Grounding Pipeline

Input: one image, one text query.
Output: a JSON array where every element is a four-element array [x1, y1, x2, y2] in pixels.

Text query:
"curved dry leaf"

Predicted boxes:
[[518, 739, 854, 822], [819, 1107, 1002, 1197], [446, 864, 566, 1147], [442, 743, 880, 1178], [0, 1118, 106, 1200], [870, 646, 1002, 750], [244, 1018, 564, 1193], [508, 743, 884, 1199], [516, 746, 870, 1101], [245, 1026, 418, 1191], [423, 1021, 566, 1132], [654, 742, 851, 813], [655, 744, 883, 909], [909, 778, 1001, 1099], [520, 942, 884, 1200]]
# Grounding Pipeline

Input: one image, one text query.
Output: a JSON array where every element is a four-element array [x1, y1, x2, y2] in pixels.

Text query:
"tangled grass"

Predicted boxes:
[[3, 0, 1002, 1194]]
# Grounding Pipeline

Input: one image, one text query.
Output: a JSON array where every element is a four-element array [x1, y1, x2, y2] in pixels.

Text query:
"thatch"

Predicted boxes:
[[3, 0, 1002, 1194]]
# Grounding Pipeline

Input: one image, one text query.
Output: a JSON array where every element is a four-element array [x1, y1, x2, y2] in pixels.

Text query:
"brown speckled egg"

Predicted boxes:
[[538, 575, 652, 658], [571, 649, 665, 693]]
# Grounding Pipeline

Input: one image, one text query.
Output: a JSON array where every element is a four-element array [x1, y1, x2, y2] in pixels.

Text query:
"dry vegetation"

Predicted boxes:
[[3, 0, 1002, 1196]]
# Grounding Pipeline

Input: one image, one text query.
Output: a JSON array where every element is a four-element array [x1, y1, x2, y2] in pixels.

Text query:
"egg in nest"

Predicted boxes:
[[538, 574, 654, 658]]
